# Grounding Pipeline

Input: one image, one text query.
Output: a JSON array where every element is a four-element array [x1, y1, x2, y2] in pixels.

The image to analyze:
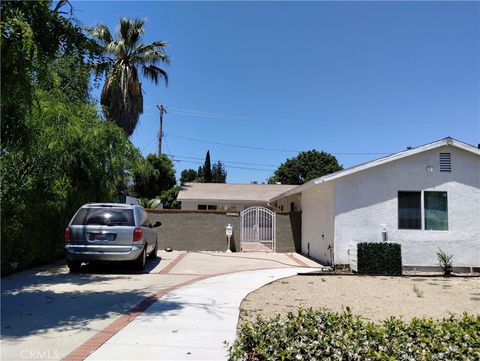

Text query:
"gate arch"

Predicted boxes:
[[240, 206, 276, 252]]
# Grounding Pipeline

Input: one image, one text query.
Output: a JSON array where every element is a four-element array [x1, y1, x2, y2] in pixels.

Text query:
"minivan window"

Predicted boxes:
[[140, 210, 151, 227], [72, 208, 135, 226]]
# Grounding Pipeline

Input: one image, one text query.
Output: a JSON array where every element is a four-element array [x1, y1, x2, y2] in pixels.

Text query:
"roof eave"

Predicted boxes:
[[176, 198, 269, 203], [270, 137, 480, 202]]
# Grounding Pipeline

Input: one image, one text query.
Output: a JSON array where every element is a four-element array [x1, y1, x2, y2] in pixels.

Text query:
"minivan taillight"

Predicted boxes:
[[65, 226, 71, 242], [133, 228, 143, 242]]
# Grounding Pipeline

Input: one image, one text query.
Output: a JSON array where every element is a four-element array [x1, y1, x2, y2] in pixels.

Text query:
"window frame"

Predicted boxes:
[[424, 191, 448, 231], [398, 191, 422, 230], [398, 190, 449, 231]]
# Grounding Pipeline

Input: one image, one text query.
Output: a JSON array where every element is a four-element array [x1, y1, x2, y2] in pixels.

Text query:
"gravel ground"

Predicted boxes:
[[239, 275, 480, 324]]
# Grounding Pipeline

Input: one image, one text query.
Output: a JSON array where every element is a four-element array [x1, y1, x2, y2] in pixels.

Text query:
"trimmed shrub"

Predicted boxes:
[[227, 308, 480, 361], [357, 242, 402, 276]]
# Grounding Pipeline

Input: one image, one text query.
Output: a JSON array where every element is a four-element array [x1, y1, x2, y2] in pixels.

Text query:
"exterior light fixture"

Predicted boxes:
[[381, 223, 388, 242], [225, 224, 233, 253], [426, 165, 434, 173]]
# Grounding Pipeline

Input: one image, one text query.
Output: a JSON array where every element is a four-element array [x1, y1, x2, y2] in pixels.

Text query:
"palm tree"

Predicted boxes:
[[88, 18, 169, 136]]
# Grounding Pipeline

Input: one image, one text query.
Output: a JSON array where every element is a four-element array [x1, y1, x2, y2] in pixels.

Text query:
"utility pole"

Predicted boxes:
[[156, 104, 167, 156]]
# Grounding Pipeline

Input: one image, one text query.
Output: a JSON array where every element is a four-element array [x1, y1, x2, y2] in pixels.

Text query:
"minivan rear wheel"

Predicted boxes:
[[67, 260, 81, 273], [134, 247, 146, 271], [149, 241, 158, 259]]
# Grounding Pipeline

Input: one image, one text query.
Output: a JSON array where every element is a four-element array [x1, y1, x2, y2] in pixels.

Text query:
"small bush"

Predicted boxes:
[[437, 248, 454, 275], [227, 308, 480, 361], [357, 242, 402, 276]]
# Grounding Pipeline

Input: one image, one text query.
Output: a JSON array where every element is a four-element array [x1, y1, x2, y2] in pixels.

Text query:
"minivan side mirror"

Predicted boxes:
[[153, 221, 162, 227]]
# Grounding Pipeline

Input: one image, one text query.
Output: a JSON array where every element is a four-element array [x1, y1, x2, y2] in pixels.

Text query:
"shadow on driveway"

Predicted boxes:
[[78, 257, 162, 274], [1, 257, 168, 340]]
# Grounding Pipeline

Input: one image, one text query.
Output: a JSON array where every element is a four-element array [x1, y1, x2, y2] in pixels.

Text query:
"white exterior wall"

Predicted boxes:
[[301, 182, 335, 265], [333, 146, 480, 267]]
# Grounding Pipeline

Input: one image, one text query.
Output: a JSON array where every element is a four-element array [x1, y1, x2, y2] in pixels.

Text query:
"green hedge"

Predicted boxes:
[[228, 308, 480, 361], [357, 242, 402, 276]]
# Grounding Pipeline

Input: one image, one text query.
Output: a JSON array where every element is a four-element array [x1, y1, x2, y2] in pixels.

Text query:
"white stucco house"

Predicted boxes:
[[270, 137, 480, 270], [177, 183, 296, 211]]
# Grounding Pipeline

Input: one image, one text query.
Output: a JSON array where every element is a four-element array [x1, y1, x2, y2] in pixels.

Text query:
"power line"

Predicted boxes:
[[144, 105, 394, 155], [166, 133, 303, 153], [166, 133, 393, 155], [170, 158, 274, 172], [168, 106, 291, 125], [166, 153, 277, 168], [139, 135, 158, 151]]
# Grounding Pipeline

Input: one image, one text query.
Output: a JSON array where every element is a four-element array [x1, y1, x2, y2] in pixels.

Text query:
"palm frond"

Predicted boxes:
[[142, 65, 168, 85], [90, 61, 112, 76], [87, 23, 113, 45], [133, 49, 170, 65], [118, 17, 145, 50], [91, 18, 168, 136], [101, 64, 143, 136], [132, 42, 169, 59]]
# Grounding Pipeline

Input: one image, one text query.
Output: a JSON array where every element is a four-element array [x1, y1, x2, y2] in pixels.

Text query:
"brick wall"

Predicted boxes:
[[147, 209, 301, 253]]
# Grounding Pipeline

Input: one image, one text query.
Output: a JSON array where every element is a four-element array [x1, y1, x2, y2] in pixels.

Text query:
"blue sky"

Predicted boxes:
[[75, 1, 479, 183]]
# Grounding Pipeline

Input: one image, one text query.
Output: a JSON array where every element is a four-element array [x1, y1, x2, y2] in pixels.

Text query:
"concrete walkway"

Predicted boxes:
[[86, 267, 311, 360]]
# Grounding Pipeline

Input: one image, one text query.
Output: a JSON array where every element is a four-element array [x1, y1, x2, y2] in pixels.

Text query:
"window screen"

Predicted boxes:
[[398, 191, 421, 229], [424, 192, 448, 230]]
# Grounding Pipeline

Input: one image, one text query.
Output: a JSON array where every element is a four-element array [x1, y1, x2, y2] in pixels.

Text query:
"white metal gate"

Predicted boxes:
[[240, 206, 276, 252]]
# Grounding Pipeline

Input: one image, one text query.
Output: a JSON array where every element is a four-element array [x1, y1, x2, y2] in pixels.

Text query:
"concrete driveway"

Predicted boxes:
[[1, 251, 322, 361]]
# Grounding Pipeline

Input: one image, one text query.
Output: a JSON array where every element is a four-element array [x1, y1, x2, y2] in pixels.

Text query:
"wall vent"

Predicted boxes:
[[439, 152, 451, 172]]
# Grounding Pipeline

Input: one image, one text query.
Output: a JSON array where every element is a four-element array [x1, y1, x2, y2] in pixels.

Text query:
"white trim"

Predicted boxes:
[[176, 198, 268, 204], [270, 137, 480, 202]]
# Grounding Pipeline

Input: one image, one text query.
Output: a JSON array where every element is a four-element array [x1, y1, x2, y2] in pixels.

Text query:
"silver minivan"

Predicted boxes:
[[64, 203, 160, 272]]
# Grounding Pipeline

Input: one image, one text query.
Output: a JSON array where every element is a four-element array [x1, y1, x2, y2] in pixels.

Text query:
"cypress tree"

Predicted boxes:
[[203, 150, 212, 182]]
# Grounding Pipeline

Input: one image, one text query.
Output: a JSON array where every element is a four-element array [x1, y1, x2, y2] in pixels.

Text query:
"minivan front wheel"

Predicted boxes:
[[134, 247, 146, 271], [67, 260, 82, 273]]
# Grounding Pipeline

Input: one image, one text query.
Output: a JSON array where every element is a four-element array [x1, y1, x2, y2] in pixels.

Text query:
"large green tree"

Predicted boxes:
[[269, 150, 342, 185], [180, 168, 198, 183], [1, 0, 96, 147], [160, 185, 181, 209], [88, 18, 169, 136], [0, 1, 141, 274], [212, 160, 227, 183], [133, 154, 176, 199], [202, 150, 213, 182], [1, 63, 140, 275]]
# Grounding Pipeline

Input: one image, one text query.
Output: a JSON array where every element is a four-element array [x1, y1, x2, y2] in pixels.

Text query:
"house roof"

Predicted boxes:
[[177, 183, 297, 203], [270, 137, 480, 202]]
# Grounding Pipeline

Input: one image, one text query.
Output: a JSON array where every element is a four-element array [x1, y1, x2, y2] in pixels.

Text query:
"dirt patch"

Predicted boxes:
[[239, 275, 480, 324]]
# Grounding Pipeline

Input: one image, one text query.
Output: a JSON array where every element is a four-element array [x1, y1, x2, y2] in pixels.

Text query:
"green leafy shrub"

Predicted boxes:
[[138, 198, 156, 209], [160, 185, 181, 209], [228, 308, 480, 361], [436, 248, 454, 275], [357, 242, 402, 276]]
